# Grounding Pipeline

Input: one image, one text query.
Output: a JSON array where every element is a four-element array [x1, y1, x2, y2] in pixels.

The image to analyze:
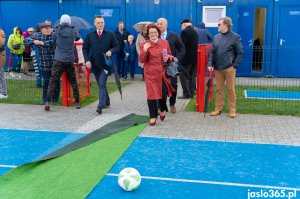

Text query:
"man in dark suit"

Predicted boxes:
[[157, 18, 185, 113], [83, 16, 119, 114], [179, 19, 198, 99], [114, 21, 130, 77]]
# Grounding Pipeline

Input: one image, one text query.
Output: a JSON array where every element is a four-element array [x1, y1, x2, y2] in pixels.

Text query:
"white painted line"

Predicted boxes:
[[0, 164, 17, 168], [106, 173, 300, 191]]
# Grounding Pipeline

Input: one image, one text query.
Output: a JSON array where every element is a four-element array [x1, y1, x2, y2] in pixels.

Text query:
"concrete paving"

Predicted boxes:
[[1, 74, 300, 146]]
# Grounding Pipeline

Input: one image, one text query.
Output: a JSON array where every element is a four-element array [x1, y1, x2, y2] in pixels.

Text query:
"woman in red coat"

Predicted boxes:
[[139, 23, 174, 126]]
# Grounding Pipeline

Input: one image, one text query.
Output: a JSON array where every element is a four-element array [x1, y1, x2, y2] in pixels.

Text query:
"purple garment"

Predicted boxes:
[[22, 31, 31, 54]]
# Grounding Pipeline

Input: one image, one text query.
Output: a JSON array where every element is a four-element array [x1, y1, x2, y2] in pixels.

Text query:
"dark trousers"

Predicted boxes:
[[169, 76, 178, 106], [123, 60, 135, 78], [46, 61, 79, 103], [115, 51, 125, 76], [147, 80, 167, 118], [41, 70, 60, 103], [93, 69, 110, 110], [179, 63, 196, 98]]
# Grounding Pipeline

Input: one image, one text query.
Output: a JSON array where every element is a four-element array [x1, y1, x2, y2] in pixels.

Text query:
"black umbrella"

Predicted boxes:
[[54, 16, 93, 30], [104, 54, 122, 99], [204, 69, 213, 117]]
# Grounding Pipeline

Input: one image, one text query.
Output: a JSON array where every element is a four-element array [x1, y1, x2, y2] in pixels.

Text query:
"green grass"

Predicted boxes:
[[0, 79, 129, 106], [185, 85, 300, 117]]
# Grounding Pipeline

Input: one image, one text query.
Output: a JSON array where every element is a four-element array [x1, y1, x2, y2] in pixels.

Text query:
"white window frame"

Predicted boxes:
[[202, 6, 226, 27]]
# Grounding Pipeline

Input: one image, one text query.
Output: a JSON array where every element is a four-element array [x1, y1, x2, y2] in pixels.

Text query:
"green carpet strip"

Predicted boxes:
[[40, 113, 148, 161], [0, 116, 148, 199]]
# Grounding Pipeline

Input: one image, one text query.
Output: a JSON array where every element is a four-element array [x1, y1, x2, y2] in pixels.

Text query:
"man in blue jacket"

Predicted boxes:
[[208, 17, 243, 118], [195, 22, 213, 44], [83, 15, 119, 114]]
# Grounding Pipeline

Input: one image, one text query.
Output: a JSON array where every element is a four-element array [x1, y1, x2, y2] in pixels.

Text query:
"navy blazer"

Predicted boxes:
[[166, 31, 185, 62], [83, 29, 119, 72], [123, 42, 137, 62]]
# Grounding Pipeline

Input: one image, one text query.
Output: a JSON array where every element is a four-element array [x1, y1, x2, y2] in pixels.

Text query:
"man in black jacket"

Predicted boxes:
[[208, 17, 243, 118], [157, 18, 185, 113], [179, 19, 198, 99], [83, 16, 119, 114], [114, 21, 130, 78]]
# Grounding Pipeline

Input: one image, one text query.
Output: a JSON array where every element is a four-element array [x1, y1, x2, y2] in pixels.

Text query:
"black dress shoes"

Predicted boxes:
[[178, 95, 190, 99], [96, 109, 102, 114]]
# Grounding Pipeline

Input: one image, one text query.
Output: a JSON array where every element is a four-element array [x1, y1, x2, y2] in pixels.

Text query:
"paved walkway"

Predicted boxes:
[[1, 75, 300, 146]]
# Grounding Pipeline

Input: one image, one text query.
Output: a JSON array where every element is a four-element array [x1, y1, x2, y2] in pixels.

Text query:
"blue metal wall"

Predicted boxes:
[[1, 0, 300, 77]]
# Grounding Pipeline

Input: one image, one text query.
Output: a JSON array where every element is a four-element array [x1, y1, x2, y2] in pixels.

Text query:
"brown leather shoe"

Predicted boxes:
[[229, 111, 237, 118], [210, 109, 221, 116]]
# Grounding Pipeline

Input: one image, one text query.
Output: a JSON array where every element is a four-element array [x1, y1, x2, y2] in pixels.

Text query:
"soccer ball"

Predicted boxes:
[[118, 167, 142, 191]]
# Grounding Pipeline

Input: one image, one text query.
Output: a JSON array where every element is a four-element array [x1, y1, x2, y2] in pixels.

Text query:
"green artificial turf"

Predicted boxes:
[[184, 85, 300, 117], [0, 123, 147, 199]]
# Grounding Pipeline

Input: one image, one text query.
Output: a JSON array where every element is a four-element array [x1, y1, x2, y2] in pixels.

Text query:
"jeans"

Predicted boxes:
[[115, 51, 125, 76], [10, 53, 22, 72], [41, 70, 60, 103], [0, 67, 7, 95]]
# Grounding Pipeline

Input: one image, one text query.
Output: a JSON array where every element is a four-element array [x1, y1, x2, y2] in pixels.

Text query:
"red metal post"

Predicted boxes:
[[62, 71, 68, 107], [196, 44, 206, 112]]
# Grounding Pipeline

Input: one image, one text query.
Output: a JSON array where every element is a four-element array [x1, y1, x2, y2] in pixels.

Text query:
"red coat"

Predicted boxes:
[[139, 39, 174, 100]]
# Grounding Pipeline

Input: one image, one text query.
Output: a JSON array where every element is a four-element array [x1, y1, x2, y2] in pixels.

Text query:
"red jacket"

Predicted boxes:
[[139, 39, 174, 100]]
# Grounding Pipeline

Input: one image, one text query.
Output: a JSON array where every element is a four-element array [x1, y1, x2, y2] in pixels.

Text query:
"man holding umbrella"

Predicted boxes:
[[83, 15, 119, 114]]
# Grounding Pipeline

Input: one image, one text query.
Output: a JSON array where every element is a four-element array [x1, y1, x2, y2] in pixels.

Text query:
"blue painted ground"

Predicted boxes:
[[88, 137, 300, 199], [0, 129, 84, 176], [245, 90, 300, 100]]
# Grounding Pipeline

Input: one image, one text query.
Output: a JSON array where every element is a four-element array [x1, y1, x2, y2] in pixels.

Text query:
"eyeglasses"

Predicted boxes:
[[218, 23, 223, 26], [149, 31, 158, 34]]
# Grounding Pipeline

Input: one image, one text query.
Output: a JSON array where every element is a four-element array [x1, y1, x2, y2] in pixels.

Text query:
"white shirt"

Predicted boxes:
[[161, 32, 167, 40]]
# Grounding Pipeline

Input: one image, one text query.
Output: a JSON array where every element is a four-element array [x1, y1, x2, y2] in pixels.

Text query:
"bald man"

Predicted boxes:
[[157, 18, 185, 113]]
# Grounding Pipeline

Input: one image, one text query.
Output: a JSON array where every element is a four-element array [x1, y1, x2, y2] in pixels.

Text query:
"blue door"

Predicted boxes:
[[275, 6, 300, 77], [237, 6, 255, 76]]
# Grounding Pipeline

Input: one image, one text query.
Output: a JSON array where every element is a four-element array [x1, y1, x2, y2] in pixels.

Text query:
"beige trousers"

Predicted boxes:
[[214, 66, 236, 112]]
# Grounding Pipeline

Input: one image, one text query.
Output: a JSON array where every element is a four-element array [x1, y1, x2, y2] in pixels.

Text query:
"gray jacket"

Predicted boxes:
[[208, 30, 243, 70], [53, 24, 80, 62]]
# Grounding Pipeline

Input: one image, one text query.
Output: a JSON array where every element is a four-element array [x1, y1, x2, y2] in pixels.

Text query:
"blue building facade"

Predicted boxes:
[[0, 0, 299, 77]]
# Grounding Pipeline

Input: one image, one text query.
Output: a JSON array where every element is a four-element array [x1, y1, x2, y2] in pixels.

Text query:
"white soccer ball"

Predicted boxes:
[[118, 167, 142, 191]]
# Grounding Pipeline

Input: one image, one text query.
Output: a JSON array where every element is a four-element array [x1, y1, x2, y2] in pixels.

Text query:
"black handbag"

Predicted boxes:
[[12, 44, 21, 50], [166, 61, 181, 77]]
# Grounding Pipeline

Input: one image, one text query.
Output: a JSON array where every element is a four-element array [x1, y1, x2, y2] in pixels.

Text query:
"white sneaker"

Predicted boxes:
[[10, 72, 16, 78], [0, 94, 8, 99]]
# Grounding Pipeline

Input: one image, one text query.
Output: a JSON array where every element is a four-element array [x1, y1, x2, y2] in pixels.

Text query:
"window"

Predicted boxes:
[[202, 6, 226, 27]]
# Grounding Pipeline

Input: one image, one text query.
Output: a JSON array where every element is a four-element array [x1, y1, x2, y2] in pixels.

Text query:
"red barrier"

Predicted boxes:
[[62, 66, 90, 107], [196, 44, 214, 112], [62, 42, 90, 107]]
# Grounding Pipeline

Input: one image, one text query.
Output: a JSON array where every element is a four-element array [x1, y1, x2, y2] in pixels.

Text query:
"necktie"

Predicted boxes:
[[98, 30, 101, 38]]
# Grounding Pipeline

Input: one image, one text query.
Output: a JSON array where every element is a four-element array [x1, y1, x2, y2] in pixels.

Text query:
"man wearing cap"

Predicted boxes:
[[83, 15, 119, 115], [179, 19, 198, 99], [44, 14, 81, 111], [24, 22, 60, 105]]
